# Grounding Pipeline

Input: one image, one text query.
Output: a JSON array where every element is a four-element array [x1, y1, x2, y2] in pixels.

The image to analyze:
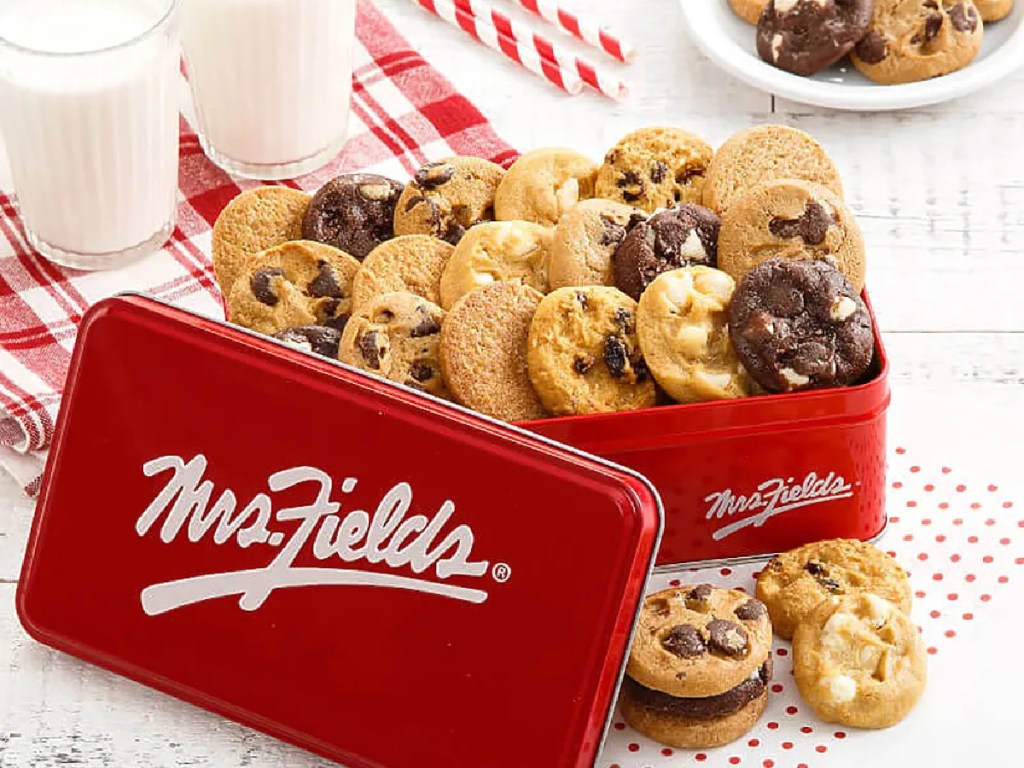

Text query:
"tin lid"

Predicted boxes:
[[18, 295, 663, 768]]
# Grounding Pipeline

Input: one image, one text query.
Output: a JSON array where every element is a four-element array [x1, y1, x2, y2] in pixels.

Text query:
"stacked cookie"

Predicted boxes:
[[732, 0, 1010, 83]]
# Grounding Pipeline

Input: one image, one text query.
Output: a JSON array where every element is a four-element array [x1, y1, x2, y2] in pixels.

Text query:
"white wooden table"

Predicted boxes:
[[2, 0, 1023, 765]]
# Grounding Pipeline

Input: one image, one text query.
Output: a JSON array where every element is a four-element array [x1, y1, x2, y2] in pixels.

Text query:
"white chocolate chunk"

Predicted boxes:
[[781, 367, 810, 387], [771, 34, 784, 63], [680, 229, 707, 261], [774, 0, 799, 12], [696, 370, 735, 391], [830, 295, 858, 322], [555, 177, 580, 217], [863, 593, 894, 628], [824, 673, 858, 704], [660, 272, 694, 311]]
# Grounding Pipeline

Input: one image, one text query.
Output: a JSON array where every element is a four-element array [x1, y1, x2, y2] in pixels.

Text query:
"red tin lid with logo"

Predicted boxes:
[[18, 295, 663, 768]]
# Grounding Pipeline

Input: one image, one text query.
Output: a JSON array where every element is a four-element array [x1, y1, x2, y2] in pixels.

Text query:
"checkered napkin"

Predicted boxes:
[[0, 0, 515, 497]]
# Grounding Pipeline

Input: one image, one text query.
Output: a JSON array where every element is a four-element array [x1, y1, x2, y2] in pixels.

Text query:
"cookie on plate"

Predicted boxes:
[[302, 173, 404, 261], [637, 267, 752, 404], [850, 0, 984, 85], [527, 287, 655, 415], [212, 186, 310, 296], [338, 291, 449, 399], [440, 282, 547, 422], [227, 241, 360, 336], [793, 592, 927, 728], [549, 199, 646, 290], [595, 127, 714, 212], [718, 178, 866, 291], [613, 203, 721, 300], [439, 221, 553, 310], [394, 157, 506, 245], [729, 259, 874, 393], [494, 148, 599, 226], [756, 538, 912, 640], [975, 0, 1013, 21], [351, 235, 454, 310], [703, 125, 843, 213], [729, 0, 771, 24], [757, 0, 874, 76]]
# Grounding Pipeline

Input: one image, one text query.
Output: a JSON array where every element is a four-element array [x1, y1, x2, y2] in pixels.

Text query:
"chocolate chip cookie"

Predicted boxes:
[[756, 538, 913, 640], [613, 203, 721, 300], [494, 148, 599, 226], [729, 259, 874, 393], [729, 0, 771, 24], [527, 287, 656, 415], [351, 235, 454, 310], [718, 178, 866, 291], [227, 241, 360, 336], [594, 127, 714, 212], [394, 157, 505, 245], [338, 291, 449, 399], [549, 199, 646, 290], [757, 0, 874, 76], [850, 0, 984, 85], [272, 326, 343, 359], [302, 174, 403, 260]]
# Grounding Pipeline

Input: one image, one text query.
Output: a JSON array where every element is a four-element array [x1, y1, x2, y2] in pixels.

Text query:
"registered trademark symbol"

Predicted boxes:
[[491, 563, 512, 583]]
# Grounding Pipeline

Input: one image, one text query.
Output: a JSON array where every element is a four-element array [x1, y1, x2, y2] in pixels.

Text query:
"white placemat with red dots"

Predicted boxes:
[[598, 391, 1024, 767]]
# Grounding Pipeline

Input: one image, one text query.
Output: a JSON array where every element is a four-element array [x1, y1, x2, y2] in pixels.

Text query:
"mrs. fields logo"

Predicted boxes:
[[134, 455, 509, 617]]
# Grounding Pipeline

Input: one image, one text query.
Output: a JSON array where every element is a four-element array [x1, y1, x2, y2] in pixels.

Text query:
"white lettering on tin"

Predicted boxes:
[[136, 455, 492, 616]]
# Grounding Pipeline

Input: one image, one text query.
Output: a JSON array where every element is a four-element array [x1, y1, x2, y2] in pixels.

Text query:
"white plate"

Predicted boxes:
[[679, 0, 1024, 110]]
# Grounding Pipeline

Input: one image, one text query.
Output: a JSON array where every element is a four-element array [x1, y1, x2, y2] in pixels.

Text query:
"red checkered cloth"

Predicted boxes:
[[0, 0, 515, 497]]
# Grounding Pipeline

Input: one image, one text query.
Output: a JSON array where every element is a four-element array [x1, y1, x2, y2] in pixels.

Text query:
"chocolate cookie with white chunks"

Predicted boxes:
[[549, 199, 647, 289], [303, 173, 404, 260], [273, 326, 343, 359], [757, 0, 874, 76], [613, 204, 720, 300], [729, 259, 874, 393]]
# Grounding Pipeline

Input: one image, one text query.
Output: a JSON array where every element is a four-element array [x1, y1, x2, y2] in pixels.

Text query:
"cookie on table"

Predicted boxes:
[[793, 592, 927, 728], [637, 267, 752, 404], [729, 0, 771, 24], [351, 235, 454, 310], [613, 203, 721, 300], [729, 259, 874, 393], [718, 178, 866, 291], [273, 326, 343, 359], [703, 125, 843, 213], [756, 538, 912, 640], [549, 199, 646, 290], [227, 241, 360, 336], [595, 127, 714, 212], [212, 186, 310, 297], [975, 0, 1013, 21], [302, 173, 403, 261], [394, 157, 506, 245], [527, 287, 656, 415], [757, 0, 874, 76], [338, 291, 449, 399], [494, 148, 599, 226], [439, 221, 553, 310], [851, 0, 984, 85], [440, 282, 547, 422]]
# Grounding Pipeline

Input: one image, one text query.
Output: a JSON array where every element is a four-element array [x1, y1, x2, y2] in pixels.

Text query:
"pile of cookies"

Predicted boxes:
[[731, 0, 1011, 82], [211, 124, 876, 423], [623, 539, 926, 749]]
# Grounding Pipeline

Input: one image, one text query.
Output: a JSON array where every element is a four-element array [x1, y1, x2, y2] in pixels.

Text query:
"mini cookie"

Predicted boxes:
[[338, 291, 449, 399], [729, 0, 771, 24], [494, 148, 599, 226], [729, 259, 874, 393], [757, 0, 873, 76], [394, 158, 505, 245], [527, 287, 656, 415], [549, 199, 647, 290], [212, 186, 310, 296], [793, 592, 927, 728], [613, 204, 721, 300], [703, 125, 843, 213], [302, 174, 403, 261], [440, 282, 547, 422], [595, 127, 714, 212], [227, 241, 360, 336], [975, 0, 1013, 20], [273, 326, 343, 359], [718, 178, 866, 291], [851, 0, 983, 85], [439, 221, 553, 310], [627, 585, 773, 698], [351, 235, 454, 310], [756, 538, 912, 640], [637, 268, 752, 404]]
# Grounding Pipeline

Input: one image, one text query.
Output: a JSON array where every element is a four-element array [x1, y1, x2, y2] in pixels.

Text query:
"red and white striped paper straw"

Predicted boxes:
[[410, 0, 583, 95], [507, 0, 635, 63]]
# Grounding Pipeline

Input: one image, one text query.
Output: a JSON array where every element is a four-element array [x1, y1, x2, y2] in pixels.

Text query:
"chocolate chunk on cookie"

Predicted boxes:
[[273, 326, 343, 358], [757, 0, 873, 76], [549, 199, 647, 289], [303, 173, 404, 260]]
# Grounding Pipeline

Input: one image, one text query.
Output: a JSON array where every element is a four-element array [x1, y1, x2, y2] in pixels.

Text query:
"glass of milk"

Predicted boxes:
[[0, 0, 180, 271], [180, 0, 356, 180]]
